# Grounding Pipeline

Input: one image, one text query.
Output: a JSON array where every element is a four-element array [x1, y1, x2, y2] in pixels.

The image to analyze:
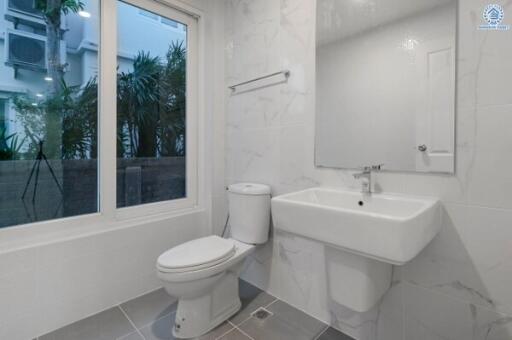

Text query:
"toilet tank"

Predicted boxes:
[[228, 183, 271, 244]]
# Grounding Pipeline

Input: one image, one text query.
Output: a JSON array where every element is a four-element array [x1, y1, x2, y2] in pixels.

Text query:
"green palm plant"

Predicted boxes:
[[117, 51, 162, 158], [158, 40, 187, 157], [0, 127, 25, 160], [13, 78, 95, 160], [62, 78, 98, 159], [12, 41, 187, 161], [117, 42, 187, 158]]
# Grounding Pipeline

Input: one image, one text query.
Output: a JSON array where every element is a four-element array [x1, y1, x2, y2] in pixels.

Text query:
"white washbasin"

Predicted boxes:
[[271, 188, 441, 265]]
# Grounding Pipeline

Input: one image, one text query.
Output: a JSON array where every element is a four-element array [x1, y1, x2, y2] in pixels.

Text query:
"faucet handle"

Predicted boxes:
[[371, 164, 384, 171]]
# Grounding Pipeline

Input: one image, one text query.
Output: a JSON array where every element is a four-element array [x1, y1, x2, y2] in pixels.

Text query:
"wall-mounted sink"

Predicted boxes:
[[272, 188, 441, 265], [271, 188, 442, 312]]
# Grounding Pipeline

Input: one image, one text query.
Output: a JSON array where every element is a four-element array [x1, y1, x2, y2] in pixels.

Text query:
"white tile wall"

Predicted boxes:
[[222, 0, 512, 339], [0, 211, 207, 340]]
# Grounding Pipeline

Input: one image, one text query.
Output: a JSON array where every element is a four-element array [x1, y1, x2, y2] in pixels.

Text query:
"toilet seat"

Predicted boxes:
[[157, 236, 236, 273]]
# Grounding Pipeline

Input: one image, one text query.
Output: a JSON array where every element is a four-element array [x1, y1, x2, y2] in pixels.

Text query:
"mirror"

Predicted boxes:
[[315, 0, 457, 173]]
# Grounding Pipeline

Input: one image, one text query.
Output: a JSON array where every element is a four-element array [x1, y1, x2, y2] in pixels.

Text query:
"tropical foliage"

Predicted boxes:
[[117, 41, 186, 158], [0, 127, 25, 160], [13, 41, 187, 161]]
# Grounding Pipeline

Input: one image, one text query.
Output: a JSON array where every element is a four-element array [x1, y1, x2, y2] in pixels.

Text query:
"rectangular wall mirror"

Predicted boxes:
[[315, 0, 457, 173]]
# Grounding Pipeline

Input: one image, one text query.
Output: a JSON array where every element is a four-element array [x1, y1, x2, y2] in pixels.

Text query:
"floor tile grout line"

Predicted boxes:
[[37, 290, 170, 339], [230, 296, 279, 328], [264, 297, 278, 308], [235, 296, 334, 340], [262, 296, 336, 338], [214, 323, 238, 340], [227, 320, 256, 340], [134, 310, 177, 333], [233, 315, 253, 328], [117, 305, 147, 340], [313, 325, 330, 340]]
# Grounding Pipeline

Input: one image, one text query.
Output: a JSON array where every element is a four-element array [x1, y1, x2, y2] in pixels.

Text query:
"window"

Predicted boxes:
[[0, 0, 199, 229], [117, 1, 191, 209], [0, 1, 99, 228], [139, 7, 183, 30]]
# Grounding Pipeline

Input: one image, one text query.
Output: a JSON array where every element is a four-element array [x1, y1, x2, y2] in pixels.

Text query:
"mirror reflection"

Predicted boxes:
[[315, 0, 457, 173]]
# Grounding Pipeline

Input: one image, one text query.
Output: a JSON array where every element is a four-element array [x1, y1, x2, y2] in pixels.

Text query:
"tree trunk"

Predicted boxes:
[[44, 0, 64, 158], [45, 0, 64, 94], [138, 120, 157, 157]]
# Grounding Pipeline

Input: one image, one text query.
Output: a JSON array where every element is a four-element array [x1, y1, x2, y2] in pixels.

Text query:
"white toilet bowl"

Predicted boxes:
[[157, 236, 255, 338], [157, 183, 271, 339]]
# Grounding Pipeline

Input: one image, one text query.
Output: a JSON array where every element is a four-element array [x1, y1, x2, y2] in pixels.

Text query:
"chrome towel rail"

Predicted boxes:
[[228, 70, 290, 93]]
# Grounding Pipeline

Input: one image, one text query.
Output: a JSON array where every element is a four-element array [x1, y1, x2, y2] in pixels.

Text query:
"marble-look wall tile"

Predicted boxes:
[[403, 203, 512, 316], [240, 237, 278, 293], [403, 283, 512, 340], [226, 127, 281, 186], [224, 0, 281, 84], [277, 124, 320, 195], [226, 87, 282, 133], [222, 0, 512, 339], [273, 231, 330, 322]]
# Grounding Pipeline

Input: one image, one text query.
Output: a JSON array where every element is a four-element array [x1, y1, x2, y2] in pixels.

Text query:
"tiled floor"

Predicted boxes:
[[36, 280, 354, 340]]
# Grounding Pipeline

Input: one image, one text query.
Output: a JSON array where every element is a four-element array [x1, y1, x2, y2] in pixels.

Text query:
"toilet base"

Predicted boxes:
[[172, 271, 242, 339]]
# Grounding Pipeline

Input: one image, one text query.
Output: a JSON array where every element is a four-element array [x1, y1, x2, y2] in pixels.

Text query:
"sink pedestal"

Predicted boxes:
[[326, 246, 391, 313]]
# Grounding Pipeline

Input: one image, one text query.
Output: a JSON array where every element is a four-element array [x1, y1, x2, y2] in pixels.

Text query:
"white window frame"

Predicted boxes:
[[103, 0, 199, 220], [0, 0, 202, 246]]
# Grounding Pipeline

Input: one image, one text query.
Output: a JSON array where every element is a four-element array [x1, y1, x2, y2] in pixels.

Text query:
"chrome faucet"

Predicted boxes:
[[353, 165, 383, 194]]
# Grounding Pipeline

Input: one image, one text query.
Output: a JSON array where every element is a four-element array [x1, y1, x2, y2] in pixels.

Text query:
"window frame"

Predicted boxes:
[[0, 0, 202, 239], [103, 0, 199, 221]]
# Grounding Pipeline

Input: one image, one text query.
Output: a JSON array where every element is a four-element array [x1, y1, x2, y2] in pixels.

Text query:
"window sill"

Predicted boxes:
[[0, 206, 206, 255]]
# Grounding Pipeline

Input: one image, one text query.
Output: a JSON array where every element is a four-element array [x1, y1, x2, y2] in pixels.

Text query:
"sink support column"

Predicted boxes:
[[325, 246, 392, 313]]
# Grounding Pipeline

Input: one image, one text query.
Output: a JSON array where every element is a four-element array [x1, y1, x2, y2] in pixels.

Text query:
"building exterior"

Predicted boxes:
[[0, 0, 186, 140]]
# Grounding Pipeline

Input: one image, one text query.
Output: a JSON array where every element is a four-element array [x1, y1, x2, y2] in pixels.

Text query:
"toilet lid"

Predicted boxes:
[[157, 236, 236, 272]]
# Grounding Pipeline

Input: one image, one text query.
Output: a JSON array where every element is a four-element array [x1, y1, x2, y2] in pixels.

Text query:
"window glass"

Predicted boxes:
[[139, 9, 158, 20], [116, 1, 187, 208], [0, 99, 6, 131], [0, 0, 99, 228], [161, 17, 178, 28]]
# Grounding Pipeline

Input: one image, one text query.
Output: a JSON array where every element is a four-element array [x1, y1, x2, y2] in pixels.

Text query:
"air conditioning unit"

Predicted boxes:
[[7, 0, 43, 18], [5, 30, 47, 71]]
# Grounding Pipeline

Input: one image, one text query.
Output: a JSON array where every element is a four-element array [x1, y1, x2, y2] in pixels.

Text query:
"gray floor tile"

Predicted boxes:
[[230, 280, 276, 325], [138, 311, 234, 340], [37, 280, 341, 340], [239, 300, 327, 340], [138, 313, 175, 340], [39, 307, 136, 340], [217, 328, 252, 340], [194, 322, 235, 340], [267, 301, 326, 336], [120, 288, 177, 329], [116, 331, 145, 340], [238, 315, 312, 340], [316, 327, 355, 340]]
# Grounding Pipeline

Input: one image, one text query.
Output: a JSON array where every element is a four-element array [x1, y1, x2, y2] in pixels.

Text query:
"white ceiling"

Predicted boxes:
[[316, 0, 456, 46]]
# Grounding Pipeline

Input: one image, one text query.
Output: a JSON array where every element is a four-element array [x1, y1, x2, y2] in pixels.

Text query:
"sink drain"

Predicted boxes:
[[251, 307, 273, 320]]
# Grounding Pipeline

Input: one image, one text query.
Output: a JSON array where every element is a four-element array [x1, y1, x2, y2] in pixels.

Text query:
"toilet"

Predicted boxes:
[[156, 183, 271, 339]]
